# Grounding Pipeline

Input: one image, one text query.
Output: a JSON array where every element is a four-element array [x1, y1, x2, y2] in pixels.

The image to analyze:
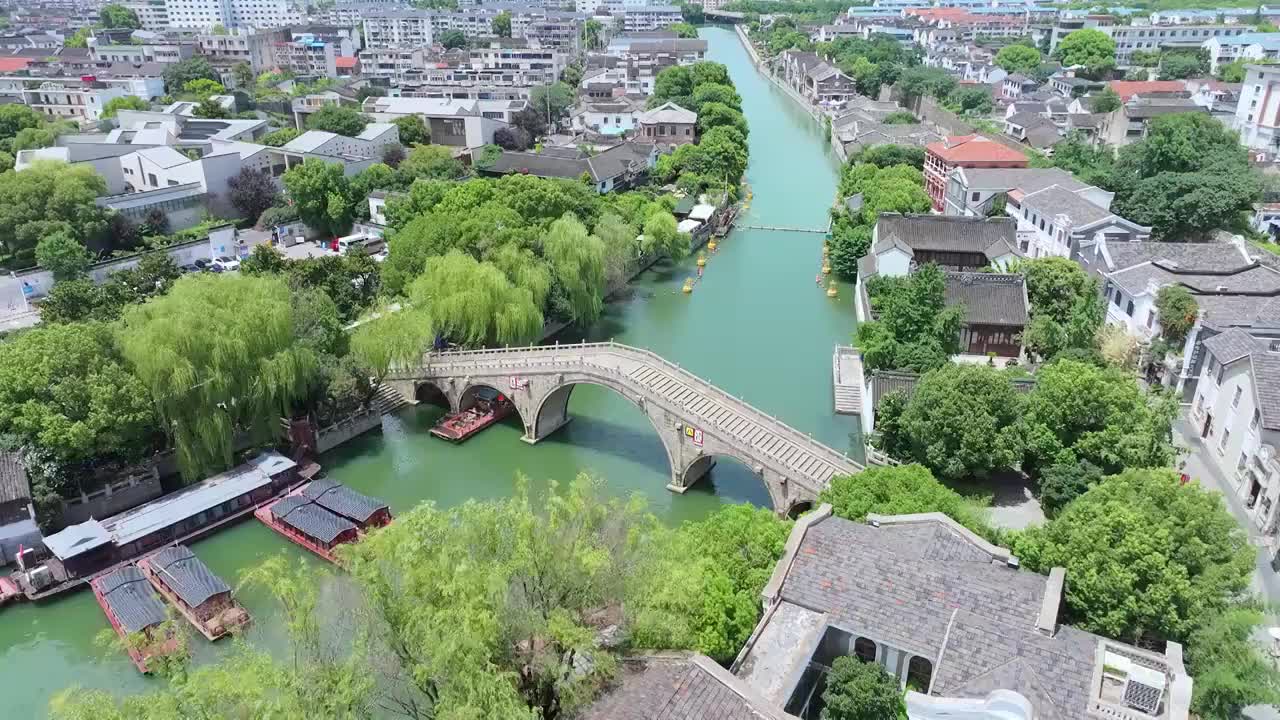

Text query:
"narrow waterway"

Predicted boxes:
[[0, 26, 858, 716]]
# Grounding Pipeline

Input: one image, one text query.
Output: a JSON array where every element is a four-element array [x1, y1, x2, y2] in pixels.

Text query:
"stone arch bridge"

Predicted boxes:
[[384, 342, 867, 515]]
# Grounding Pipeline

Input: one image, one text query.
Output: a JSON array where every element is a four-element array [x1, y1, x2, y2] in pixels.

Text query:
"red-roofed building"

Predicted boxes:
[[1106, 80, 1187, 102], [335, 55, 358, 77], [924, 135, 1028, 212], [0, 57, 31, 73]]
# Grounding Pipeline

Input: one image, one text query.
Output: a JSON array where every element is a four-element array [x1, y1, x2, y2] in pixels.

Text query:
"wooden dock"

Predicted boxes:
[[832, 346, 864, 415]]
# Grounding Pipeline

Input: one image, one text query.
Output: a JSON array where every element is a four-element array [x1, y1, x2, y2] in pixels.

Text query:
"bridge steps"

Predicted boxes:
[[372, 383, 410, 415]]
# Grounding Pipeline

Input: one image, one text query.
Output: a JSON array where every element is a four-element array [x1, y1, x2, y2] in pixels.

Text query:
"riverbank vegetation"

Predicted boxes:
[[48, 477, 796, 719]]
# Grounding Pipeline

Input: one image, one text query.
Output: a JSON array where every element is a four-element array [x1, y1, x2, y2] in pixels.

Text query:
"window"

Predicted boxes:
[[1217, 365, 1226, 385], [853, 637, 877, 663], [1221, 427, 1232, 449], [894, 653, 933, 693], [1253, 409, 1261, 430], [1239, 451, 1249, 472], [1233, 386, 1244, 408], [1146, 310, 1155, 328], [1126, 300, 1134, 316]]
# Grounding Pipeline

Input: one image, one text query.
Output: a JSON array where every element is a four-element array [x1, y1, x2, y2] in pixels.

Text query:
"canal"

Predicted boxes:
[[0, 25, 858, 716]]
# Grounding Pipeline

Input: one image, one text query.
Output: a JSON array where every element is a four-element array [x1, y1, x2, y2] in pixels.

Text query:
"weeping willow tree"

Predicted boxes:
[[116, 274, 317, 482], [487, 243, 552, 308], [544, 214, 606, 328], [409, 251, 543, 347], [350, 302, 435, 380], [593, 211, 639, 289], [641, 209, 690, 261]]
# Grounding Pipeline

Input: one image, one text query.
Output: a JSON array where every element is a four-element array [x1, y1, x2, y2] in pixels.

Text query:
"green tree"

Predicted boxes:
[[1038, 459, 1102, 517], [161, 57, 219, 93], [995, 44, 1041, 74], [1159, 51, 1208, 80], [0, 104, 43, 139], [631, 504, 790, 663], [181, 78, 225, 99], [35, 230, 93, 280], [492, 10, 512, 37], [641, 208, 689, 260], [892, 364, 1022, 482], [305, 105, 370, 136], [1155, 285, 1197, 344], [1114, 162, 1260, 241], [1017, 256, 1103, 360], [690, 82, 741, 113], [0, 322, 155, 465], [697, 101, 749, 136], [398, 144, 464, 182], [651, 65, 694, 107], [1218, 59, 1248, 83], [231, 61, 254, 90], [855, 264, 963, 373], [63, 27, 92, 49], [101, 95, 149, 118], [345, 474, 649, 717], [99, 3, 141, 27], [439, 28, 467, 49], [849, 144, 925, 169], [1089, 87, 1121, 113], [544, 214, 606, 327], [116, 274, 318, 481], [1053, 28, 1117, 79], [282, 159, 352, 237], [881, 110, 918, 125], [681, 3, 705, 23], [1018, 358, 1177, 477], [1186, 605, 1280, 719], [240, 243, 288, 275], [670, 21, 698, 38], [944, 86, 993, 116], [820, 464, 986, 532], [260, 127, 302, 147], [407, 250, 542, 346], [530, 82, 574, 121], [821, 656, 908, 720], [1132, 49, 1162, 68], [583, 18, 604, 50], [1011, 468, 1254, 645], [391, 114, 430, 146], [350, 302, 434, 380], [0, 160, 107, 267], [895, 66, 956, 105], [12, 126, 59, 151], [1119, 111, 1245, 178]]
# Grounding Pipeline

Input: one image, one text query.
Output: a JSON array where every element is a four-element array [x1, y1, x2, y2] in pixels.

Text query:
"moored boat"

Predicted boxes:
[[138, 546, 249, 641], [90, 565, 181, 673], [429, 387, 515, 442]]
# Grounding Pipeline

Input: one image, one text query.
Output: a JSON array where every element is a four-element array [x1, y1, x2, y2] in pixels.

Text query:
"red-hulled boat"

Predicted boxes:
[[90, 565, 181, 673], [429, 387, 514, 442]]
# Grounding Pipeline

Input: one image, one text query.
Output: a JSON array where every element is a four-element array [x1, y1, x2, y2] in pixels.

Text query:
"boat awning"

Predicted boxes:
[[273, 496, 356, 544], [302, 479, 388, 524], [43, 519, 112, 561], [689, 204, 716, 221], [99, 566, 167, 634], [149, 545, 229, 608], [677, 219, 702, 234]]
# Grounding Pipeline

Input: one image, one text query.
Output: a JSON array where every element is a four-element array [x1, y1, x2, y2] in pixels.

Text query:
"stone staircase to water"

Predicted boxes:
[[371, 383, 410, 415]]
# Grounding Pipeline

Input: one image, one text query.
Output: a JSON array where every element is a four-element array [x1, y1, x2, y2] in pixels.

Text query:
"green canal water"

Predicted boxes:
[[0, 26, 859, 716]]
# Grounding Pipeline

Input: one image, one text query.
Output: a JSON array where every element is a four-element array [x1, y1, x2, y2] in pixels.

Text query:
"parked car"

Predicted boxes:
[[192, 258, 210, 271], [213, 256, 241, 272], [178, 263, 200, 274]]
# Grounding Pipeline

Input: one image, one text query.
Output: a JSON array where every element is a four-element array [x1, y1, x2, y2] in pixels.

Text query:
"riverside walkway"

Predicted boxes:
[[386, 342, 869, 515]]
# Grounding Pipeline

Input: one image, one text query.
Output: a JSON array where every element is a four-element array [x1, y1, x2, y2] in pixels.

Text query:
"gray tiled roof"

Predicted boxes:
[[581, 655, 781, 720], [1023, 124, 1063, 149], [1019, 185, 1115, 229], [1104, 240, 1251, 273], [0, 452, 29, 506], [99, 566, 168, 635], [301, 479, 388, 524], [1109, 260, 1280, 297], [149, 545, 230, 608], [1197, 293, 1280, 330], [875, 214, 1018, 258], [780, 516, 1099, 720], [960, 167, 1088, 194], [1203, 329, 1280, 430], [272, 496, 356, 544], [944, 272, 1029, 327]]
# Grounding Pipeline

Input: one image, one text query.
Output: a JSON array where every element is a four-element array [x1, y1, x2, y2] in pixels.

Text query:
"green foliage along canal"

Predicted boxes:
[[0, 26, 859, 716]]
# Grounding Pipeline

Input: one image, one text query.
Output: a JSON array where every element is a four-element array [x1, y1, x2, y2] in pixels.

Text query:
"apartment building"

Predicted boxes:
[[162, 0, 302, 31], [1109, 23, 1251, 66], [123, 0, 171, 31], [923, 135, 1028, 213], [1234, 64, 1280, 151], [361, 47, 427, 83], [1203, 32, 1280, 74], [1006, 182, 1150, 259], [88, 39, 195, 64], [274, 36, 337, 77], [621, 5, 682, 33], [197, 29, 282, 75]]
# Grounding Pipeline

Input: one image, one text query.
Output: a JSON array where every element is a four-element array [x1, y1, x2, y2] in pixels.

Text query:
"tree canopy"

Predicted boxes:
[[1017, 256, 1103, 361], [820, 656, 908, 720], [0, 160, 107, 268], [282, 159, 353, 237], [116, 274, 318, 481], [820, 464, 986, 533], [305, 105, 370, 136], [99, 3, 141, 28], [855, 264, 963, 373], [995, 44, 1041, 74], [1053, 28, 1116, 79], [1011, 468, 1254, 645]]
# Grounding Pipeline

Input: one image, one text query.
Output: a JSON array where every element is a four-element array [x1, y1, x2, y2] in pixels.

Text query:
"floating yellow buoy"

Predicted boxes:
[[696, 252, 707, 268], [822, 262, 831, 274], [682, 278, 694, 294], [708, 239, 718, 251], [826, 280, 838, 298]]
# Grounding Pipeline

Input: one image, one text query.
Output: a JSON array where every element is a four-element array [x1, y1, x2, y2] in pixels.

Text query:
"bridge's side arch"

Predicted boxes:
[[527, 378, 675, 477], [414, 380, 453, 410], [456, 382, 528, 428]]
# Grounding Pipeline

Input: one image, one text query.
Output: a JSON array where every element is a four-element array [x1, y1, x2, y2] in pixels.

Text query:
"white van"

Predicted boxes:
[[336, 233, 386, 256]]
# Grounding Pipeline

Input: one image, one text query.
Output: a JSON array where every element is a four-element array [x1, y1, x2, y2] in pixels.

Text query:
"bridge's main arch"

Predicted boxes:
[[384, 342, 867, 515]]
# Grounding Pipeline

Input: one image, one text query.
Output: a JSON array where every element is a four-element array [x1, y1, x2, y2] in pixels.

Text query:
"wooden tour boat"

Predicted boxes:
[[90, 565, 181, 673], [429, 387, 514, 442], [138, 546, 249, 641]]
